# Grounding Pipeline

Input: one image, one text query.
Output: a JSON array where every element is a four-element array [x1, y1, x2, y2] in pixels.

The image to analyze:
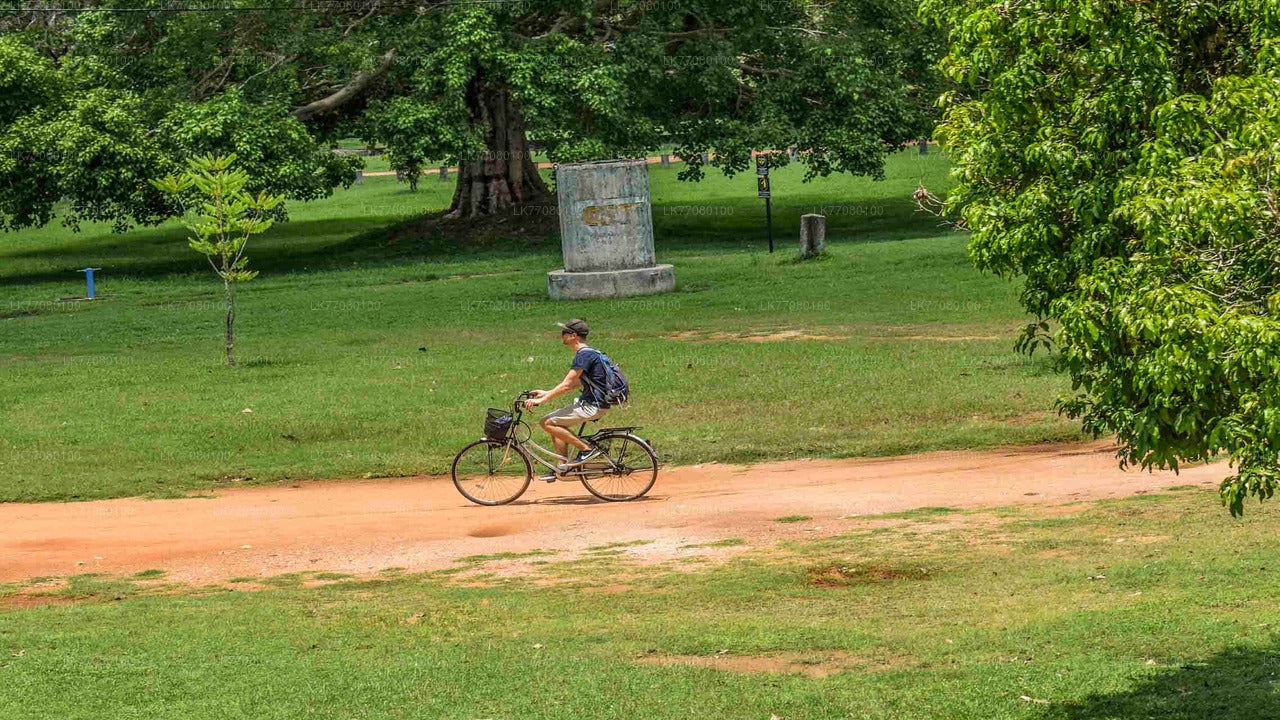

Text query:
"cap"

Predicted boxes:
[[556, 318, 589, 337]]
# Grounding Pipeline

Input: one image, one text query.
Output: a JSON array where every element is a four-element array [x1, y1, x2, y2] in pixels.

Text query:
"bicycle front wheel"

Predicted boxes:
[[452, 440, 532, 506], [581, 434, 658, 501]]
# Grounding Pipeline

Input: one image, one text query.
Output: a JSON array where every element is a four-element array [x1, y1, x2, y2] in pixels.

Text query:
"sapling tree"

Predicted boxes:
[[152, 155, 282, 368]]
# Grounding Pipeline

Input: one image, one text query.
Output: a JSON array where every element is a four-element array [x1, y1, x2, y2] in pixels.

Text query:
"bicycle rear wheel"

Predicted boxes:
[[452, 440, 532, 506], [580, 434, 658, 501]]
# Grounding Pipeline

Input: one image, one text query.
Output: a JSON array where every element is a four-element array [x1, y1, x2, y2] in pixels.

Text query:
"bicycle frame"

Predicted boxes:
[[519, 437, 570, 471], [499, 391, 633, 474]]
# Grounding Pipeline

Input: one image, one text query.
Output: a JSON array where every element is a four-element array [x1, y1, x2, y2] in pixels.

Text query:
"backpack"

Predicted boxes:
[[580, 347, 630, 407]]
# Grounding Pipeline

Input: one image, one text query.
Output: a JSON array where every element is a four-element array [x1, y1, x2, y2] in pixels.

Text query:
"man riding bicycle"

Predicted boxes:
[[523, 318, 611, 477]]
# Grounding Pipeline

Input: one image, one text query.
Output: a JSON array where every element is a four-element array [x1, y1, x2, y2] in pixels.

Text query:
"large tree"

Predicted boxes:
[[923, 0, 1280, 514], [0, 0, 944, 228]]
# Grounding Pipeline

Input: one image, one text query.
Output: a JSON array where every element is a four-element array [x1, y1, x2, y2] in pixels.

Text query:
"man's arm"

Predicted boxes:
[[526, 369, 582, 408]]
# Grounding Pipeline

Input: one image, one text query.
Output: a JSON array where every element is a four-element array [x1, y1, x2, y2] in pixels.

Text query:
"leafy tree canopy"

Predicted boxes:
[[923, 0, 1280, 514], [1, 0, 944, 227]]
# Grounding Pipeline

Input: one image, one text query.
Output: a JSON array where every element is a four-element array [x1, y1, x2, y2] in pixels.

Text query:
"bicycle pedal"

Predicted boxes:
[[539, 474, 558, 483]]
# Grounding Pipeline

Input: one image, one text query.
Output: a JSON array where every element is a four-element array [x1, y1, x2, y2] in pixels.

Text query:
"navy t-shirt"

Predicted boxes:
[[572, 347, 610, 407]]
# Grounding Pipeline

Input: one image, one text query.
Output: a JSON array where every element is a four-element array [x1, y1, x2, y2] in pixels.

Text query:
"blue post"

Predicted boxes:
[[79, 268, 101, 299]]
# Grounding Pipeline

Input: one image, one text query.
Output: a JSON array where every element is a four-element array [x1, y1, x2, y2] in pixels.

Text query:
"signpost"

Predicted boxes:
[[756, 154, 773, 253]]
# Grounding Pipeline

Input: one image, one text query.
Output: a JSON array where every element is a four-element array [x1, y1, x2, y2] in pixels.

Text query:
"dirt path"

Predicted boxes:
[[0, 442, 1223, 584]]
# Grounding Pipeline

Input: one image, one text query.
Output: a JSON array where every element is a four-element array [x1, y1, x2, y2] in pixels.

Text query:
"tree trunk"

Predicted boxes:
[[225, 278, 235, 369], [447, 80, 551, 218]]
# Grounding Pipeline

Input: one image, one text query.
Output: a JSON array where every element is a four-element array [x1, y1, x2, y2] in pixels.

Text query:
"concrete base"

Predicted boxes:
[[547, 264, 675, 300]]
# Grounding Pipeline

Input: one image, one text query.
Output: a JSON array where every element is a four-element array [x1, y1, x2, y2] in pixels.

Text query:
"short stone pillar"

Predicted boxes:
[[800, 214, 826, 257], [354, 170, 364, 185], [919, 139, 929, 155], [660, 154, 670, 168], [547, 159, 676, 300], [440, 166, 449, 181]]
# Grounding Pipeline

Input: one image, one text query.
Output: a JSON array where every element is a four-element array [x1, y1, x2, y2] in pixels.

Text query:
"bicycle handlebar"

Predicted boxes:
[[513, 390, 538, 413]]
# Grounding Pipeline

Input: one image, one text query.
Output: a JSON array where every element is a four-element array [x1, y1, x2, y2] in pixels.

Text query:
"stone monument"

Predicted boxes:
[[800, 214, 826, 257], [547, 159, 675, 300]]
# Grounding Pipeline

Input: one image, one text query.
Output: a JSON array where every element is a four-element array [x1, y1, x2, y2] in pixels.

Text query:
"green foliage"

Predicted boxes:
[[924, 0, 1280, 514], [0, 0, 943, 229], [0, 36, 64, 127], [0, 36, 356, 232], [370, 0, 949, 182], [159, 89, 362, 207]]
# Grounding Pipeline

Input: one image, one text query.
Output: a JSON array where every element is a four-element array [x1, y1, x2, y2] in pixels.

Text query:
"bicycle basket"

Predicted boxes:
[[484, 408, 514, 441]]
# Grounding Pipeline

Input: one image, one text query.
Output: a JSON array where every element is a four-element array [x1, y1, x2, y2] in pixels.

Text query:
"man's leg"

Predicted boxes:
[[541, 417, 590, 458], [539, 417, 566, 458]]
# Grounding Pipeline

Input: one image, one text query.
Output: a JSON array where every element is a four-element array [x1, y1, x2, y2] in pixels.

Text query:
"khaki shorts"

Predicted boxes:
[[542, 398, 606, 427]]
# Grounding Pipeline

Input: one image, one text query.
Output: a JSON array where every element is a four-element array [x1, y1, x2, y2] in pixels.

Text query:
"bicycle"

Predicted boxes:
[[451, 390, 659, 506]]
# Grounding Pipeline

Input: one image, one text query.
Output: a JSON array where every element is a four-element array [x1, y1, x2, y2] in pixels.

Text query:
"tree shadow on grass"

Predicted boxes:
[[0, 212, 561, 287], [2, 192, 956, 287], [652, 195, 955, 247], [1038, 644, 1279, 720]]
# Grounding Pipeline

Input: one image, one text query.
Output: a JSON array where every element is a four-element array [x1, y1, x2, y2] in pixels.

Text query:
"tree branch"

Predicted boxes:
[[610, 23, 728, 42], [765, 25, 827, 38], [738, 62, 793, 78], [343, 0, 380, 37], [189, 54, 236, 102], [239, 53, 293, 90], [526, 10, 573, 40], [291, 48, 396, 123]]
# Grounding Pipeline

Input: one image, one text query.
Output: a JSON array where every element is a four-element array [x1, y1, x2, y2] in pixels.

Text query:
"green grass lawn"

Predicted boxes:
[[0, 149, 1082, 502], [3, 488, 1277, 718]]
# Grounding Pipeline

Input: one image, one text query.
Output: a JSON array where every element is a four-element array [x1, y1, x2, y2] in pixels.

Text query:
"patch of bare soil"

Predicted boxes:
[[806, 563, 935, 587], [665, 329, 847, 343], [1036, 549, 1073, 559], [0, 441, 1228, 585], [869, 335, 1001, 342], [635, 651, 902, 678], [583, 584, 632, 594], [966, 411, 1061, 426], [1, 594, 76, 611]]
